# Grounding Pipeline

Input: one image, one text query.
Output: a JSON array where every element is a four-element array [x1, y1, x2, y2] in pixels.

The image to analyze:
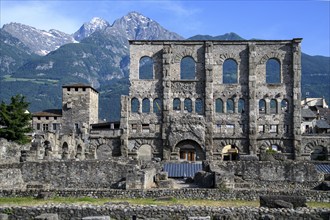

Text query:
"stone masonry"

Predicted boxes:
[[120, 39, 304, 161]]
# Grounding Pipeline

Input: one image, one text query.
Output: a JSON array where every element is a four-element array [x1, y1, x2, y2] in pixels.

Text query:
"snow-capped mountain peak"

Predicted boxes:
[[2, 22, 76, 55], [109, 11, 183, 40], [73, 17, 110, 41]]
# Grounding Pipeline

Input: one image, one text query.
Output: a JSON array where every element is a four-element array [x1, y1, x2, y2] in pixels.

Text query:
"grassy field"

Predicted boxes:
[[0, 197, 329, 208]]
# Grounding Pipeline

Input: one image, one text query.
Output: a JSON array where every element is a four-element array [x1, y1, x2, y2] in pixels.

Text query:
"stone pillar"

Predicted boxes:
[[120, 96, 129, 157], [204, 41, 214, 160], [162, 44, 172, 160], [248, 43, 258, 155], [292, 38, 303, 160]]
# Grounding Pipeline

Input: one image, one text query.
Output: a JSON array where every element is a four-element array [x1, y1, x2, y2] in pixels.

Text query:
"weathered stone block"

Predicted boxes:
[[0, 214, 8, 220], [155, 171, 168, 181], [194, 171, 214, 188], [260, 195, 307, 208], [34, 213, 59, 220], [188, 217, 211, 220], [274, 199, 294, 208], [157, 179, 174, 188], [82, 217, 110, 220]]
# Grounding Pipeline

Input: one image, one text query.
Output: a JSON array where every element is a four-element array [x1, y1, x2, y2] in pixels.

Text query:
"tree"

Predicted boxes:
[[0, 95, 32, 144]]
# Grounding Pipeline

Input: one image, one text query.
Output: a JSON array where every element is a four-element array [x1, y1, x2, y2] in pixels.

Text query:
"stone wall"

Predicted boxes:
[[210, 161, 324, 189], [0, 139, 28, 164], [0, 160, 158, 190], [0, 188, 329, 202], [0, 205, 329, 220]]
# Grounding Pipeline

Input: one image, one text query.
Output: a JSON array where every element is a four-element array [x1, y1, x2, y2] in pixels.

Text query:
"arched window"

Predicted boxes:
[[215, 98, 223, 113], [142, 98, 150, 113], [259, 99, 266, 114], [173, 98, 181, 111], [266, 58, 281, 83], [139, 56, 153, 79], [195, 98, 203, 114], [184, 98, 192, 112], [238, 98, 245, 113], [270, 99, 277, 114], [281, 99, 289, 113], [180, 56, 195, 80], [131, 98, 139, 113], [62, 142, 69, 160], [223, 59, 238, 84], [153, 98, 162, 114], [226, 99, 234, 113]]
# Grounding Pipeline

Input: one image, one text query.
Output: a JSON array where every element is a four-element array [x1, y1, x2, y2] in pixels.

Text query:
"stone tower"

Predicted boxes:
[[61, 83, 99, 134]]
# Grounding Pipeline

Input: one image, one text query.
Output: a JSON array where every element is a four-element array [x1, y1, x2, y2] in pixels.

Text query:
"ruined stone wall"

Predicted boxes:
[[125, 39, 302, 161], [210, 161, 324, 189], [0, 188, 329, 202], [0, 139, 28, 164], [0, 160, 135, 189], [0, 205, 329, 220]]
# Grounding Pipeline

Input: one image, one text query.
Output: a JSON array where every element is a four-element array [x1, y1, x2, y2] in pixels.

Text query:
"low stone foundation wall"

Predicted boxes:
[[0, 160, 160, 190], [0, 188, 329, 202], [0, 205, 329, 220]]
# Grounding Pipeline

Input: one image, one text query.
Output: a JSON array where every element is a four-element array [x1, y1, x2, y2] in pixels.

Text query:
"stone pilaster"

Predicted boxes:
[[292, 38, 303, 159], [204, 41, 214, 160], [161, 44, 172, 160], [248, 42, 258, 155]]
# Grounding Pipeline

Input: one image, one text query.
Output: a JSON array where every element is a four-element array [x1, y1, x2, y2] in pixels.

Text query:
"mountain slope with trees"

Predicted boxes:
[[0, 12, 329, 121]]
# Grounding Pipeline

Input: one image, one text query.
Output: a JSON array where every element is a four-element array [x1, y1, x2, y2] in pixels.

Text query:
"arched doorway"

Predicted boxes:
[[44, 141, 51, 158], [311, 146, 327, 161], [137, 144, 153, 161], [222, 145, 239, 161], [62, 142, 69, 160], [176, 140, 205, 161], [96, 144, 112, 160]]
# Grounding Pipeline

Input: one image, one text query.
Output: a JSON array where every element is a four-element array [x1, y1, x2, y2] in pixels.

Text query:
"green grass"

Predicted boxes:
[[3, 75, 58, 84], [0, 197, 329, 208]]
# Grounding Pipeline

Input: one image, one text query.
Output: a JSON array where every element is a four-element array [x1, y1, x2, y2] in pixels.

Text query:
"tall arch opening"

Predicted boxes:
[[139, 56, 153, 79], [142, 98, 150, 113], [266, 58, 281, 83], [153, 98, 162, 114], [215, 98, 224, 113], [180, 56, 196, 80], [184, 98, 192, 113], [223, 59, 238, 84], [62, 142, 69, 160], [131, 98, 139, 113]]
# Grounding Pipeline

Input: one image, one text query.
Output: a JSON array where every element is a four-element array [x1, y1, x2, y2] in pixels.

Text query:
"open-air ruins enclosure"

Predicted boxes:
[[0, 40, 329, 196]]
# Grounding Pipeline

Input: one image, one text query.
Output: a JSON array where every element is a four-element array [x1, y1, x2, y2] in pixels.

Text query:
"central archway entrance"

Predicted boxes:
[[175, 140, 205, 161]]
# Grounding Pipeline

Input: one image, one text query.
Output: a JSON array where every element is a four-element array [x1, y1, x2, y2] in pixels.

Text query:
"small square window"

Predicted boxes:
[[270, 125, 278, 133]]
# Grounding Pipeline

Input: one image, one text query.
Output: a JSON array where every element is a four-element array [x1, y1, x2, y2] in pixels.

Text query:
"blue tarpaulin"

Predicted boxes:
[[163, 162, 203, 178]]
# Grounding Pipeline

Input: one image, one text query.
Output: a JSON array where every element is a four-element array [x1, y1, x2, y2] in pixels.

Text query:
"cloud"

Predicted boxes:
[[0, 1, 81, 33]]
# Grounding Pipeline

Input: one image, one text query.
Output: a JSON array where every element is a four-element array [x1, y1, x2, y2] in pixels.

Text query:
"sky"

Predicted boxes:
[[1, 0, 329, 56]]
